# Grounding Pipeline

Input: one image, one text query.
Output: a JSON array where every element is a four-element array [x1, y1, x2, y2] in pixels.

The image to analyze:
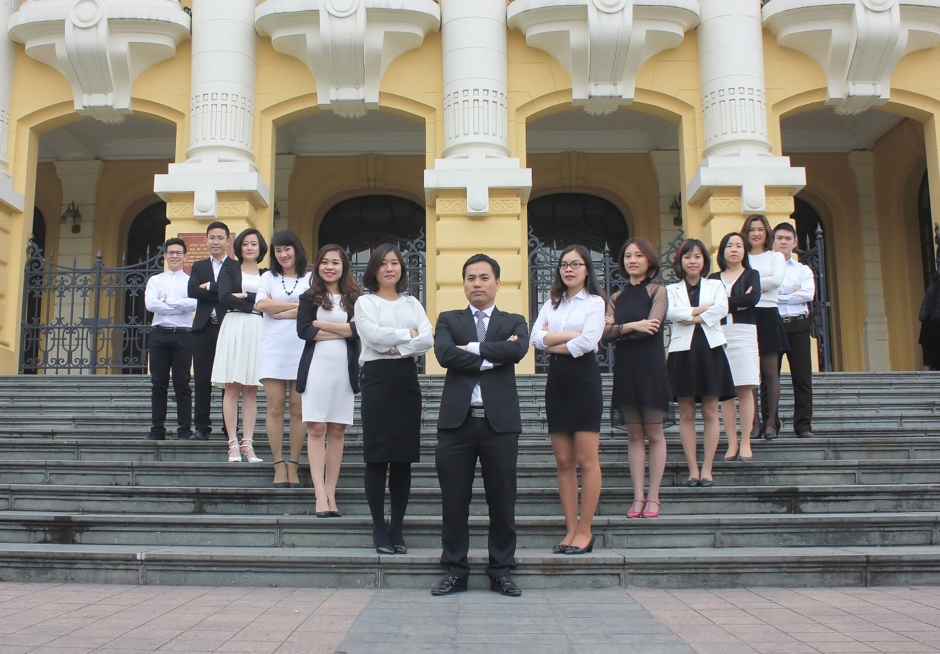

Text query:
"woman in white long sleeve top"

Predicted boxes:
[[530, 244, 606, 555], [744, 214, 790, 440], [666, 239, 736, 488], [354, 244, 433, 556]]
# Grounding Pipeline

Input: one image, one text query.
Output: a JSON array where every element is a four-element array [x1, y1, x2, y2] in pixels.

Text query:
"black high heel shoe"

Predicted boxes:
[[288, 460, 302, 488], [272, 461, 290, 488], [373, 526, 394, 555], [389, 527, 407, 554], [565, 535, 596, 555]]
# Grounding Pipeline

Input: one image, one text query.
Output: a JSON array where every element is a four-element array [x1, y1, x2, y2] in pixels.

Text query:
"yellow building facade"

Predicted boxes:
[[1, 0, 939, 374]]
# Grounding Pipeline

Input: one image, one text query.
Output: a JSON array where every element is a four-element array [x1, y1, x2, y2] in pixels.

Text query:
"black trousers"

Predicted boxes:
[[762, 317, 814, 434], [149, 328, 193, 436], [436, 413, 518, 579], [191, 321, 220, 434]]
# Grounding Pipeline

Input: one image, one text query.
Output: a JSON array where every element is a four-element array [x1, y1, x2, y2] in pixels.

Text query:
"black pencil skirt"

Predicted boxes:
[[360, 358, 422, 463], [545, 351, 603, 433]]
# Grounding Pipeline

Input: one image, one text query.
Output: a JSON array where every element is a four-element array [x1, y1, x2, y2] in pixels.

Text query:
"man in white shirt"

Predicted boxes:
[[145, 238, 198, 440], [771, 223, 816, 438]]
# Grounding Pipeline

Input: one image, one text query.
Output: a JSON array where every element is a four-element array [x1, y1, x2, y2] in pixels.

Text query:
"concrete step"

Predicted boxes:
[[0, 543, 937, 588], [3, 458, 940, 489], [2, 436, 940, 463], [4, 483, 940, 516], [1, 511, 937, 551]]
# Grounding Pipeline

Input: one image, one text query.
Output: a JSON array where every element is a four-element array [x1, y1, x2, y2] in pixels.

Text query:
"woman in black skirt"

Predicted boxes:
[[666, 239, 736, 487], [353, 245, 433, 554], [531, 244, 606, 555], [603, 238, 671, 519]]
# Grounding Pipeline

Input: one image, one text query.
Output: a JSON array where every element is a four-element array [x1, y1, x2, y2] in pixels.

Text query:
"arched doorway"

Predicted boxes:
[[125, 201, 169, 264], [318, 195, 426, 304], [527, 193, 630, 372]]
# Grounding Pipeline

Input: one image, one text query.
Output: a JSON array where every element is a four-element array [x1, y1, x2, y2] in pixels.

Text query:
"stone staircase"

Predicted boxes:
[[0, 373, 939, 589]]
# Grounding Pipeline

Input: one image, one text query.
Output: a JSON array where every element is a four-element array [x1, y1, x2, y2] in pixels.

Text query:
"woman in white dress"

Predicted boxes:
[[255, 230, 311, 488], [212, 228, 267, 464], [708, 233, 761, 461], [296, 245, 362, 517], [744, 214, 789, 440], [355, 244, 433, 554]]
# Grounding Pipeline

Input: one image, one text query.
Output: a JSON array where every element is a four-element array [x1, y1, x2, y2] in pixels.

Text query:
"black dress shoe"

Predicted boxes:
[[699, 477, 715, 487], [145, 432, 165, 440], [431, 574, 468, 596], [373, 526, 394, 554], [389, 528, 406, 554], [176, 430, 193, 440], [552, 544, 569, 554], [798, 430, 816, 438], [489, 576, 522, 597], [192, 430, 210, 441], [564, 535, 595, 555]]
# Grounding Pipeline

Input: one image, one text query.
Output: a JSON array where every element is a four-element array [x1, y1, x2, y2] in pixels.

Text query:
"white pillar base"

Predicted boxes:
[[154, 158, 270, 219], [425, 158, 531, 217], [688, 151, 806, 213]]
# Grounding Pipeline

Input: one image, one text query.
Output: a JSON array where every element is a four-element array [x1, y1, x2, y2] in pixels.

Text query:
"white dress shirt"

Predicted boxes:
[[777, 256, 815, 318], [748, 250, 786, 307], [530, 288, 606, 357], [465, 304, 495, 407], [210, 255, 227, 319], [146, 270, 197, 328], [354, 294, 434, 364]]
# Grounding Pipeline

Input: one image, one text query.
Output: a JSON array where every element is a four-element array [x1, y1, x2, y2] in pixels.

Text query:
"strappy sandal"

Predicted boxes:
[[240, 439, 263, 463], [272, 460, 290, 488], [227, 438, 241, 463]]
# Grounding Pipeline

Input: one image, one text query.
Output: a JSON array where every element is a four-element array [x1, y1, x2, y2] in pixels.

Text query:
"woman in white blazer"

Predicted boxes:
[[666, 239, 736, 488]]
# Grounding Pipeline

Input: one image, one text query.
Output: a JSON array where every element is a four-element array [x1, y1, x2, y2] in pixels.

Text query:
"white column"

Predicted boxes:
[[687, 0, 803, 213], [54, 160, 104, 268], [0, 0, 24, 213], [650, 150, 682, 246], [154, 0, 268, 218], [273, 154, 296, 233], [425, 0, 530, 215], [848, 151, 891, 371]]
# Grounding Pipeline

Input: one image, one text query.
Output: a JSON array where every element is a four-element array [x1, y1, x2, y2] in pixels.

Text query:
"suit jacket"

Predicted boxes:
[[188, 258, 236, 330], [665, 279, 729, 353], [217, 263, 268, 314], [295, 294, 360, 394], [708, 268, 761, 325], [434, 306, 529, 433]]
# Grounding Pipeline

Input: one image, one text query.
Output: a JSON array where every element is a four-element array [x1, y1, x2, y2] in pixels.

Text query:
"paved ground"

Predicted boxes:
[[0, 583, 939, 654]]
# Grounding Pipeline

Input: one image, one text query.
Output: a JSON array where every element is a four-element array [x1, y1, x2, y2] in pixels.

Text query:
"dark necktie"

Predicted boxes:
[[475, 310, 487, 342]]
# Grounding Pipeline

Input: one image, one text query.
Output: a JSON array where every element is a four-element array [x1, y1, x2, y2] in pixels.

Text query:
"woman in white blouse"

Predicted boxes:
[[743, 214, 789, 440], [354, 244, 433, 555], [531, 244, 606, 556], [666, 239, 736, 487], [255, 230, 311, 488]]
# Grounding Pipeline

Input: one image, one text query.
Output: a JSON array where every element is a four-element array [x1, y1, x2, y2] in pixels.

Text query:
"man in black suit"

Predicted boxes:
[[187, 221, 232, 440], [431, 254, 529, 597]]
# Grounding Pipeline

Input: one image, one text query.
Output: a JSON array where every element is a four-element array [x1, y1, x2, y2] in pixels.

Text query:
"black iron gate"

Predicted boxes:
[[528, 228, 684, 373], [796, 224, 833, 372], [20, 241, 164, 374]]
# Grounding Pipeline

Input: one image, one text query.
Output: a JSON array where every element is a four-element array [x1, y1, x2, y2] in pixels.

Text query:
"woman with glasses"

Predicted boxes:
[[531, 245, 606, 555]]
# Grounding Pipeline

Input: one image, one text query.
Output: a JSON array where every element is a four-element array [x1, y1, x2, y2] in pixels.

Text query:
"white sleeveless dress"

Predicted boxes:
[[211, 272, 263, 387], [301, 294, 355, 425]]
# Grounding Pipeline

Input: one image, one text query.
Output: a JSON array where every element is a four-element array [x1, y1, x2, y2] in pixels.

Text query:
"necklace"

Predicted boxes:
[[280, 275, 301, 297]]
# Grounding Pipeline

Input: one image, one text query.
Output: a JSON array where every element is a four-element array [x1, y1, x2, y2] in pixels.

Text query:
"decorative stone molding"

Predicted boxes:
[[561, 151, 587, 188], [436, 197, 467, 215], [9, 0, 191, 124], [508, 0, 700, 115], [763, 0, 940, 115], [359, 153, 385, 189], [256, 0, 441, 119]]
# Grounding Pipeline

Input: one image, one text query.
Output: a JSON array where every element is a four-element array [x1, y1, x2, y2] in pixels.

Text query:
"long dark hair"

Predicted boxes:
[[268, 230, 308, 277], [303, 244, 362, 312], [716, 232, 752, 272], [550, 244, 606, 308]]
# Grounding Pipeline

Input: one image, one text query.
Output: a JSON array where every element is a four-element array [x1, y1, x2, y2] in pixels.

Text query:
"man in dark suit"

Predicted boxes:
[[431, 254, 529, 597], [187, 221, 232, 440]]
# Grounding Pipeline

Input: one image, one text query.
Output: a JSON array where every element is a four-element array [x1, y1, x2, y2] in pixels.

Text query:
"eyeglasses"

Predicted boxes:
[[165, 251, 185, 257], [559, 261, 585, 270]]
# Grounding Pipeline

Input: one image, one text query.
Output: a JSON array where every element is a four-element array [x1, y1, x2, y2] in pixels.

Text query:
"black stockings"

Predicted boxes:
[[364, 461, 412, 546], [760, 353, 781, 432]]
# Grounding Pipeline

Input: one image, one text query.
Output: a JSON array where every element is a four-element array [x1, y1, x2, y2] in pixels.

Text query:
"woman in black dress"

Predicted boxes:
[[603, 237, 671, 519], [666, 239, 735, 487], [353, 245, 433, 554]]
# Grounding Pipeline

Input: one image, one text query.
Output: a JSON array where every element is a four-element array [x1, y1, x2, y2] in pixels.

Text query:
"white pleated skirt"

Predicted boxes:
[[211, 312, 263, 387], [723, 322, 760, 388]]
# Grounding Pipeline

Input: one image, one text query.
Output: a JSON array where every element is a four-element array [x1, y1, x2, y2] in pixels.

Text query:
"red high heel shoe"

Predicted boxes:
[[642, 499, 661, 519], [627, 499, 645, 519]]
